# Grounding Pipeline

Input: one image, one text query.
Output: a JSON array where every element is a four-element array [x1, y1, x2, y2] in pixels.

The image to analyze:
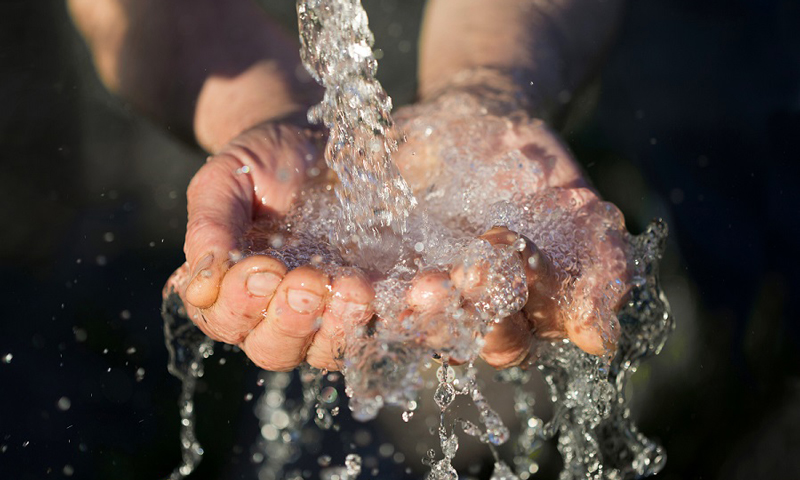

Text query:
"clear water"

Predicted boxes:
[[161, 0, 672, 478]]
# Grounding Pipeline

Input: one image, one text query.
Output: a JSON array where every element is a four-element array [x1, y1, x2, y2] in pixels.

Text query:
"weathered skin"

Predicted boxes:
[[163, 92, 631, 371], [69, 0, 627, 372]]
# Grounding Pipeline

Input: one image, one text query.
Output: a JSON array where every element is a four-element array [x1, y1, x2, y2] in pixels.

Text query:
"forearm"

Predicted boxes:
[[419, 0, 624, 119], [69, 0, 319, 152]]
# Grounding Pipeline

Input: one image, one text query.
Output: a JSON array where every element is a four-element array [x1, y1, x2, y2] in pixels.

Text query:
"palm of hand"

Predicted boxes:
[[393, 94, 632, 357], [168, 94, 632, 372]]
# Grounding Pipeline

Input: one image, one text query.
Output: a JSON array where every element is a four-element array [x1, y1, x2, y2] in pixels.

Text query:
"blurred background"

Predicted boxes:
[[1, 0, 799, 479]]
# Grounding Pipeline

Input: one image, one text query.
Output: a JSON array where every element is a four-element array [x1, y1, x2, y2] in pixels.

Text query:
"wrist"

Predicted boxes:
[[193, 63, 320, 153]]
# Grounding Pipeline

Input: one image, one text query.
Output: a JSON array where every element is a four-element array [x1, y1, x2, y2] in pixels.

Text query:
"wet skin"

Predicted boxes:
[[165, 95, 631, 372], [69, 0, 628, 373]]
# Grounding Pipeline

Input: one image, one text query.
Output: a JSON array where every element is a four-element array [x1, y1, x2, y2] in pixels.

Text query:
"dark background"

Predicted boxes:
[[1, 0, 799, 479]]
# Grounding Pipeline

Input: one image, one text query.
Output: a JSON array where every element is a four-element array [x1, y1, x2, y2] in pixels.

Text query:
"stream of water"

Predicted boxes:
[[161, 1, 672, 479]]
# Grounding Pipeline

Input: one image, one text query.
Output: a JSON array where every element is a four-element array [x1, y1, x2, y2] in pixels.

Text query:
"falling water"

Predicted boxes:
[[162, 292, 214, 480], [297, 0, 416, 233], [161, 0, 673, 479]]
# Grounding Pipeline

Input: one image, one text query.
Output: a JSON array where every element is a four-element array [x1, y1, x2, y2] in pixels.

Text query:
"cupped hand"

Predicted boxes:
[[167, 95, 632, 373], [392, 92, 632, 366], [165, 122, 375, 372]]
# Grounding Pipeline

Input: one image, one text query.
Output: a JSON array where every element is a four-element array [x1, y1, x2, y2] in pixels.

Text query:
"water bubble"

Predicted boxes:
[[320, 386, 338, 404], [269, 234, 284, 249], [379, 443, 394, 458], [315, 407, 333, 430], [57, 397, 71, 411], [436, 366, 455, 383], [270, 410, 290, 429]]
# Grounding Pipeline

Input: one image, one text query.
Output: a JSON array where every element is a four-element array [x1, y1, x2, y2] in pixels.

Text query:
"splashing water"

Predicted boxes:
[[162, 292, 214, 480], [160, 0, 673, 479], [298, 0, 416, 233]]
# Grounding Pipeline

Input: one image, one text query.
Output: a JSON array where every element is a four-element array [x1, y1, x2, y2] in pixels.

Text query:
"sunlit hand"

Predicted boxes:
[[392, 92, 632, 365], [165, 123, 375, 372]]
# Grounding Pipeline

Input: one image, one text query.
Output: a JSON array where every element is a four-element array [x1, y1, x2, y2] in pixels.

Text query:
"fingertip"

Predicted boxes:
[[408, 271, 453, 311], [566, 313, 620, 357], [185, 255, 224, 309], [481, 313, 533, 369], [450, 264, 483, 298], [306, 351, 343, 372], [328, 273, 374, 324]]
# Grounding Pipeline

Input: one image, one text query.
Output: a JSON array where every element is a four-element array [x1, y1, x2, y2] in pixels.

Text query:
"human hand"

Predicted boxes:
[[391, 92, 632, 365], [165, 122, 375, 372]]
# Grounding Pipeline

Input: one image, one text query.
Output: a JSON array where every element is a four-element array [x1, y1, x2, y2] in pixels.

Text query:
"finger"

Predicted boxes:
[[203, 255, 287, 344], [450, 260, 485, 300], [466, 227, 563, 338], [184, 153, 254, 309], [183, 124, 314, 311], [407, 271, 462, 353], [241, 266, 329, 371], [306, 272, 374, 371], [407, 271, 455, 312], [565, 307, 621, 357], [165, 263, 225, 342], [480, 312, 533, 369], [565, 276, 622, 357]]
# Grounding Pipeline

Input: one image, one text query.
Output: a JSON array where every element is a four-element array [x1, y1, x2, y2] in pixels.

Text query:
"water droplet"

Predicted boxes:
[[345, 453, 362, 477], [320, 386, 338, 404], [434, 383, 455, 409], [436, 365, 455, 383], [57, 397, 71, 411]]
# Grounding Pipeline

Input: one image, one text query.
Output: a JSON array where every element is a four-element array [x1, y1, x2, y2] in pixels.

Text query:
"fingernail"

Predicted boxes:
[[287, 288, 322, 314], [246, 272, 282, 297], [330, 298, 368, 321], [192, 253, 213, 279]]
